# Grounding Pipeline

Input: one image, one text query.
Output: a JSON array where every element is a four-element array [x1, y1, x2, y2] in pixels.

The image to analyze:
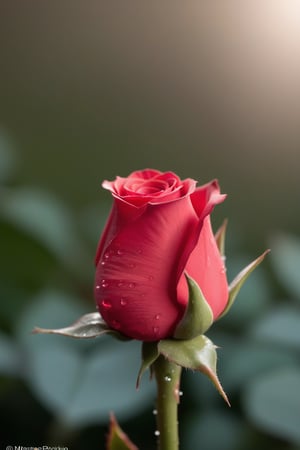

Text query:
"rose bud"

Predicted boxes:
[[94, 169, 228, 341]]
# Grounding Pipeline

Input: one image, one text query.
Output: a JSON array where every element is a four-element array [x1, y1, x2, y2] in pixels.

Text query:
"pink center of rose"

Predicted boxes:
[[124, 177, 180, 196], [102, 169, 196, 207]]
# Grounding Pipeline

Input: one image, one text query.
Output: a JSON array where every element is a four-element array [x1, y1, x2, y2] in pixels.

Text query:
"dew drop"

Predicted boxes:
[[128, 282, 136, 288], [154, 430, 160, 437], [148, 275, 154, 281], [112, 319, 121, 329], [153, 326, 159, 334], [101, 279, 109, 288], [104, 252, 110, 259], [117, 281, 124, 287], [95, 285, 100, 289], [152, 409, 158, 415], [137, 248, 143, 254], [101, 300, 112, 309], [120, 298, 127, 306], [155, 314, 161, 320], [164, 375, 172, 382], [100, 261, 105, 266], [221, 267, 227, 274], [117, 249, 123, 256]]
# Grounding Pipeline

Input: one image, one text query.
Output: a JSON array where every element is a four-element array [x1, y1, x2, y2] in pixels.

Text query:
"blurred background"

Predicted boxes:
[[0, 2, 300, 449]]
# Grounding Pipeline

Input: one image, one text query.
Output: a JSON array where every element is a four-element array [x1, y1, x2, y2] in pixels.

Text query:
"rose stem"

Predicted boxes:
[[153, 355, 182, 450]]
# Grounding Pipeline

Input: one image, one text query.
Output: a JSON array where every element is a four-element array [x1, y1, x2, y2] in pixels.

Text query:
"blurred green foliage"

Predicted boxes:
[[1, 137, 300, 450]]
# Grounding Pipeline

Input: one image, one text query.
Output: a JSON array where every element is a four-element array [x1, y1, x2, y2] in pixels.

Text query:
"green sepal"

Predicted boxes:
[[32, 311, 131, 341], [173, 273, 214, 339], [136, 341, 160, 388], [219, 249, 270, 320], [107, 413, 138, 450], [215, 218, 228, 257], [158, 335, 230, 405]]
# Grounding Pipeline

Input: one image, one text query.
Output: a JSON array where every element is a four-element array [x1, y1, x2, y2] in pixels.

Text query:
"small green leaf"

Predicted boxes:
[[32, 311, 130, 341], [215, 219, 228, 257], [158, 335, 230, 405], [174, 273, 213, 339], [219, 249, 270, 319], [136, 342, 159, 389], [107, 413, 139, 450]]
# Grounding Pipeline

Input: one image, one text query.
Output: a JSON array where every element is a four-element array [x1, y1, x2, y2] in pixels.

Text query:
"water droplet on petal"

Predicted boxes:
[[148, 275, 154, 281], [128, 282, 136, 288], [120, 298, 127, 306], [117, 281, 124, 287], [101, 300, 112, 309], [117, 249, 123, 256], [153, 326, 159, 334], [100, 261, 105, 266], [164, 375, 172, 382], [95, 285, 100, 289], [155, 314, 161, 320], [101, 279, 109, 288], [112, 319, 121, 329], [104, 252, 110, 259]]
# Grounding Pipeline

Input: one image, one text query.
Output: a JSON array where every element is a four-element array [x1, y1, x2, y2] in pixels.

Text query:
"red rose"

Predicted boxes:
[[94, 169, 228, 341]]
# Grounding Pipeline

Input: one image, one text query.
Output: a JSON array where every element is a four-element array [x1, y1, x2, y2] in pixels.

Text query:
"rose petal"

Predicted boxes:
[[95, 197, 200, 341], [177, 216, 228, 319]]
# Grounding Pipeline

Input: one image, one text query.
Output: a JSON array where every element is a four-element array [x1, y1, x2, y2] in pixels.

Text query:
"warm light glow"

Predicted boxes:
[[263, 0, 300, 42]]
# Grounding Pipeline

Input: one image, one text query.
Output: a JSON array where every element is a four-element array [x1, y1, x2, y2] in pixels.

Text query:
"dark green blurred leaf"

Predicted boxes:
[[27, 344, 82, 413], [243, 368, 300, 444], [248, 306, 300, 351], [0, 220, 57, 292], [0, 332, 21, 375], [183, 409, 246, 450], [64, 340, 154, 426], [17, 292, 154, 426], [0, 188, 88, 274], [221, 343, 297, 393], [270, 234, 300, 300]]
